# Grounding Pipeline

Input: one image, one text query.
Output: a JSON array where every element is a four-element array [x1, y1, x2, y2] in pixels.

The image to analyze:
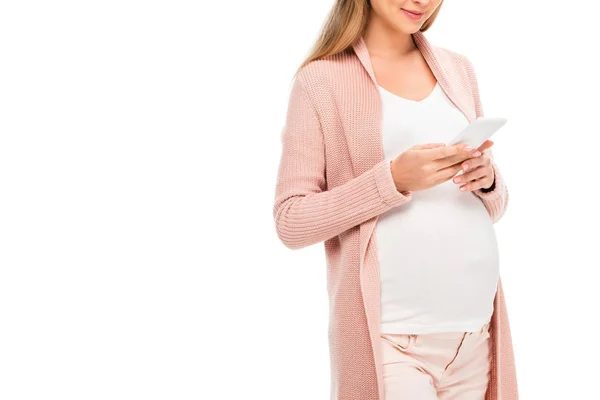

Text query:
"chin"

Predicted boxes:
[[393, 23, 423, 35], [405, 26, 423, 34]]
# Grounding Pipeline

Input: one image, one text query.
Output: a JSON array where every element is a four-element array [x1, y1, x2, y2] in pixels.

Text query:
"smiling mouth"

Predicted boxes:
[[401, 8, 425, 20]]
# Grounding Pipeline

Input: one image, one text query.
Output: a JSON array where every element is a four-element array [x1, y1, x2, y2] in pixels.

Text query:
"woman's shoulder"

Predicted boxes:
[[291, 49, 356, 108], [295, 49, 354, 87], [429, 44, 477, 77]]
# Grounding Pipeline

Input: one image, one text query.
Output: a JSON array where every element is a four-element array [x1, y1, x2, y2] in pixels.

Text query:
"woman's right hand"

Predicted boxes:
[[390, 143, 481, 193]]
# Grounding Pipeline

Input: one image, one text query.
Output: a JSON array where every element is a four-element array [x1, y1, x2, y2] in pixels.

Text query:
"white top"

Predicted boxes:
[[377, 82, 499, 334]]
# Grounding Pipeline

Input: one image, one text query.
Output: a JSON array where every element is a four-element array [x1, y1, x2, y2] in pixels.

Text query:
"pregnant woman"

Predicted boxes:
[[273, 1, 518, 399]]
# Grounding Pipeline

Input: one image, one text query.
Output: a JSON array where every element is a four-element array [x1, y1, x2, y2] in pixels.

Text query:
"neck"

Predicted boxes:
[[362, 13, 417, 58]]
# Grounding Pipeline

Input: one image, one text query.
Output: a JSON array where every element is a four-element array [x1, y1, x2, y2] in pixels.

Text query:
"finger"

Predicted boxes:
[[435, 161, 465, 182], [411, 143, 446, 150], [427, 143, 473, 160], [459, 175, 494, 192], [454, 165, 487, 185], [461, 155, 485, 172], [477, 140, 494, 152], [432, 145, 480, 170]]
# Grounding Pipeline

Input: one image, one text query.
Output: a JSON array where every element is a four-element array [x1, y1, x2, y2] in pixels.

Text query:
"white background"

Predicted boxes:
[[1, 1, 598, 399]]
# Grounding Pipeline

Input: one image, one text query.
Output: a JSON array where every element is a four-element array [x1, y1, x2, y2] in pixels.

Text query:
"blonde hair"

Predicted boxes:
[[295, 0, 444, 76]]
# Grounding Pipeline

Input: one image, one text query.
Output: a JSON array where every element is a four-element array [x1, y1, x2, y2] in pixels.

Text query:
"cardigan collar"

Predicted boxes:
[[351, 30, 473, 124]]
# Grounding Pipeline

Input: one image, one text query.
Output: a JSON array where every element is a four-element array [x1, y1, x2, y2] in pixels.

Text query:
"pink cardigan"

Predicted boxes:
[[273, 30, 518, 400]]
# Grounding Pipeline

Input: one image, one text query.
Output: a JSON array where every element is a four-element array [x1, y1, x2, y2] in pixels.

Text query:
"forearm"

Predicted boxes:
[[274, 159, 411, 249], [473, 159, 508, 223]]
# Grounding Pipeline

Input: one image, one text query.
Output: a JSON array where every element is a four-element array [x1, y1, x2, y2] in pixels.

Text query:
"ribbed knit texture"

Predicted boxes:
[[273, 30, 517, 400]]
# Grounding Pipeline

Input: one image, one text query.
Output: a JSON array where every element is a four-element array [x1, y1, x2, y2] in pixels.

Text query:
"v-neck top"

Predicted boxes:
[[378, 81, 440, 104], [376, 82, 500, 334]]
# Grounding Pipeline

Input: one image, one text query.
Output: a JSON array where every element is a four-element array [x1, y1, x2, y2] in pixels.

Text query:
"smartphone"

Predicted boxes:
[[448, 117, 507, 149]]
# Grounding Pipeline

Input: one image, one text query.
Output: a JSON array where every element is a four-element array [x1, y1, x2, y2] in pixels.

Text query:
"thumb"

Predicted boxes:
[[411, 143, 447, 150], [477, 140, 494, 152]]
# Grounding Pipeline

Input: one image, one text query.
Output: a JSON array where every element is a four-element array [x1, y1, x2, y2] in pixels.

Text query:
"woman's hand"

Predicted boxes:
[[390, 142, 476, 193], [452, 140, 495, 192]]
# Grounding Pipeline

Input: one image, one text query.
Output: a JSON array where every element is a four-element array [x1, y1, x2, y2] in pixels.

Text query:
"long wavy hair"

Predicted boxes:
[[295, 0, 444, 77]]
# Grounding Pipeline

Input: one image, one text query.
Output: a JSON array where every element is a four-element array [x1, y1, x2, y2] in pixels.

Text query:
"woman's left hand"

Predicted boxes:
[[452, 140, 495, 192]]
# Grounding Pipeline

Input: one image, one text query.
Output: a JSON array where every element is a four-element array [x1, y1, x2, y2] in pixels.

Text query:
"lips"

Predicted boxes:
[[401, 8, 424, 20]]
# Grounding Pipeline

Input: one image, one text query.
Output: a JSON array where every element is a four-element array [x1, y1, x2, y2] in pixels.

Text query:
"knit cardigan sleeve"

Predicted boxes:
[[464, 56, 509, 224], [273, 73, 412, 249]]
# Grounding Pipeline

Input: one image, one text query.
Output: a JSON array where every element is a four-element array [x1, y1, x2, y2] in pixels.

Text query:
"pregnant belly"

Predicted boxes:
[[375, 181, 499, 277], [375, 182, 500, 319]]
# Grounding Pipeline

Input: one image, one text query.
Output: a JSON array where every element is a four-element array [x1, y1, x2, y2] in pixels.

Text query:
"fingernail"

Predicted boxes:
[[473, 151, 481, 157], [464, 146, 472, 151], [460, 186, 467, 191], [454, 177, 461, 183], [463, 163, 469, 171]]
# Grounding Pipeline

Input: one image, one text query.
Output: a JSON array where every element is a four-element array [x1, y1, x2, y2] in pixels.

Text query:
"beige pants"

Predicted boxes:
[[380, 322, 492, 400]]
